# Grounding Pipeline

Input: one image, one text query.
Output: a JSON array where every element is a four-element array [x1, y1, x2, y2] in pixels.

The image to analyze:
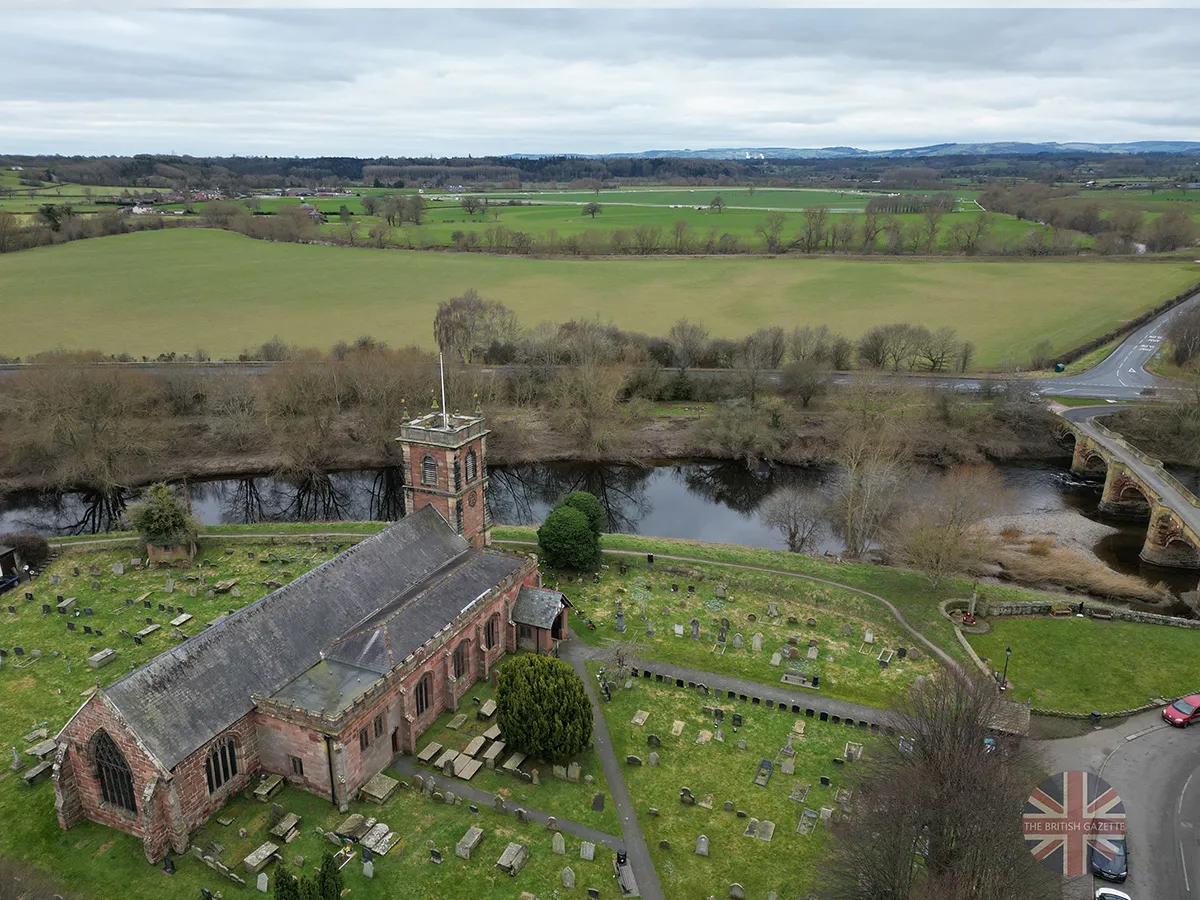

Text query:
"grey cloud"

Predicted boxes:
[[0, 9, 1197, 156]]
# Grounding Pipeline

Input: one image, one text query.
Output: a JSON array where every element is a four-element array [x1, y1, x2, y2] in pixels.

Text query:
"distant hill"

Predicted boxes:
[[506, 141, 1200, 160]]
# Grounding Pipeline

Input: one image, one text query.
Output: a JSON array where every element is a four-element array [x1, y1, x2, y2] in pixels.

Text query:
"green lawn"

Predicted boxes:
[[967, 616, 1200, 714], [2, 228, 1195, 366], [593, 662, 862, 899]]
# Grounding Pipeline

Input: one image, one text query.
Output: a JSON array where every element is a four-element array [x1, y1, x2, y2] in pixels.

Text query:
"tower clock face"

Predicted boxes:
[[468, 490, 478, 508]]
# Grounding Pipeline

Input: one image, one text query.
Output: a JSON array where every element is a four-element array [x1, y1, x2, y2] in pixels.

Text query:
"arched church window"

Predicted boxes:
[[92, 731, 137, 814], [205, 738, 239, 794]]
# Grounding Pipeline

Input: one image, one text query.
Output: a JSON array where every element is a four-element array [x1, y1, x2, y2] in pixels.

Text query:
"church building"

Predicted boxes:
[[51, 411, 569, 862]]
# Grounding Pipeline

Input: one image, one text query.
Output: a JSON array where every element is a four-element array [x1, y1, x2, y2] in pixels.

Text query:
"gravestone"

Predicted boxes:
[[580, 841, 595, 861], [554, 764, 567, 780], [626, 755, 642, 766], [647, 733, 661, 748], [615, 608, 625, 633], [751, 633, 763, 652], [674, 623, 684, 637], [732, 712, 742, 727], [563, 866, 576, 889], [588, 890, 601, 900], [724, 800, 734, 811], [648, 752, 659, 767], [659, 839, 671, 850], [51, 575, 60, 585], [515, 808, 529, 823], [717, 627, 727, 644], [592, 792, 605, 811], [671, 719, 685, 736], [567, 762, 581, 783], [690, 618, 700, 640], [631, 709, 649, 726], [781, 759, 795, 776], [730, 885, 746, 899], [732, 633, 743, 649], [429, 848, 443, 864], [257, 873, 268, 893], [695, 835, 710, 856], [807, 645, 819, 660], [113, 563, 124, 576], [737, 739, 747, 750], [362, 860, 374, 879], [769, 652, 782, 667], [898, 647, 907, 659], [553, 832, 566, 855]]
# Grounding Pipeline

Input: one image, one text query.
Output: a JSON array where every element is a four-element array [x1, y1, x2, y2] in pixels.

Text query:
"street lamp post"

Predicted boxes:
[[1001, 646, 1012, 691]]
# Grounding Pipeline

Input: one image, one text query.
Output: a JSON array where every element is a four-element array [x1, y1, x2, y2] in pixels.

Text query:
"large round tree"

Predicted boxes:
[[537, 505, 600, 570], [560, 491, 606, 537], [496, 655, 593, 763]]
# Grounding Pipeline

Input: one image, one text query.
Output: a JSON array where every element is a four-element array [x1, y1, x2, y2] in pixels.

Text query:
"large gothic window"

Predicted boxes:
[[92, 731, 137, 814], [465, 449, 478, 483], [453, 641, 469, 679], [205, 738, 239, 794], [415, 673, 432, 716], [485, 614, 500, 650], [422, 455, 437, 486]]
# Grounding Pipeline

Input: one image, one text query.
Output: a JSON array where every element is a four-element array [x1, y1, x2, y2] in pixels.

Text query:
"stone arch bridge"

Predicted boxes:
[[1062, 407, 1200, 569]]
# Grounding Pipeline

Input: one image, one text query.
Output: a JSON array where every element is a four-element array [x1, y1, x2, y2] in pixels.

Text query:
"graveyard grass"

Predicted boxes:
[[0, 537, 618, 899], [593, 662, 863, 899], [2, 228, 1198, 366], [410, 663, 622, 835], [967, 616, 1200, 714], [545, 558, 941, 709]]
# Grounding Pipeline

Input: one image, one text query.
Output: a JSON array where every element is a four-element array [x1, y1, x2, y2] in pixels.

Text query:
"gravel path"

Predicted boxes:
[[982, 509, 1119, 564]]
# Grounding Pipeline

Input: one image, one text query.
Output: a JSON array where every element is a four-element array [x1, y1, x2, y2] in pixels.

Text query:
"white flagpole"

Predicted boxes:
[[439, 353, 449, 428]]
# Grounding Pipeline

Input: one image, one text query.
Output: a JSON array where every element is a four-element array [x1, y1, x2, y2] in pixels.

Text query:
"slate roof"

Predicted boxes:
[[101, 506, 525, 771], [512, 586, 566, 630]]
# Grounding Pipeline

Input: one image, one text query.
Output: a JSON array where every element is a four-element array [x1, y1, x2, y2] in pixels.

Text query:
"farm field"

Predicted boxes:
[[2, 227, 1196, 365], [480, 186, 982, 211], [1044, 188, 1200, 224]]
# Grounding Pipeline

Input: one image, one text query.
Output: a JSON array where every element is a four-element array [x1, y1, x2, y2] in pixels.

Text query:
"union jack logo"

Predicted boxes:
[[1023, 770, 1126, 877]]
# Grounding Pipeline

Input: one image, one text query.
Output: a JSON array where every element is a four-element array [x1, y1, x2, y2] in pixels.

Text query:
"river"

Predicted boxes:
[[0, 459, 1194, 596]]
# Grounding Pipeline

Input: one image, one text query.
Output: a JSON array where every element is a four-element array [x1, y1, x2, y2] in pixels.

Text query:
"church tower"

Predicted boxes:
[[397, 404, 491, 547]]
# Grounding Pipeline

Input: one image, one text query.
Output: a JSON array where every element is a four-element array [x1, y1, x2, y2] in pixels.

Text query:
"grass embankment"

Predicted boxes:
[[968, 617, 1200, 714], [592, 661, 857, 899], [2, 228, 1196, 365]]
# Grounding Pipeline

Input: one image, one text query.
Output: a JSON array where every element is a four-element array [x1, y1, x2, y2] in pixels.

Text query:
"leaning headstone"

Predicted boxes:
[[553, 833, 566, 855], [695, 834, 709, 856]]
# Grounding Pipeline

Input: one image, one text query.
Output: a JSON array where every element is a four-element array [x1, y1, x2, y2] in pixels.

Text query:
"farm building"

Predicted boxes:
[[51, 410, 570, 862]]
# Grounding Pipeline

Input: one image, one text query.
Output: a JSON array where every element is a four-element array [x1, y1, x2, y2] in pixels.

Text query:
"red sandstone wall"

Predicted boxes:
[[171, 714, 261, 832], [54, 695, 160, 841], [256, 711, 334, 799]]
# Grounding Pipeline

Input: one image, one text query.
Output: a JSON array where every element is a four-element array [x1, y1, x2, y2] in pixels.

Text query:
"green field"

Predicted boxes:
[[2, 228, 1196, 365], [481, 186, 980, 211]]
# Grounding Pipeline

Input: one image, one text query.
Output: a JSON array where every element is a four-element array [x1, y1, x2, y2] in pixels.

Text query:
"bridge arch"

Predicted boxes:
[[1141, 511, 1200, 569], [1065, 430, 1108, 478]]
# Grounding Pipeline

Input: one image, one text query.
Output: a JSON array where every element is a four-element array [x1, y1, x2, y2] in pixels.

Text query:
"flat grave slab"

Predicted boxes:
[[359, 771, 399, 804], [21, 760, 52, 786], [253, 773, 284, 802], [477, 699, 496, 720], [169, 613, 193, 627], [360, 823, 389, 852], [696, 729, 713, 745], [447, 713, 468, 730], [243, 841, 279, 875], [134, 624, 161, 640], [482, 740, 507, 763], [417, 741, 443, 764], [269, 812, 301, 842], [757, 820, 776, 842], [336, 814, 369, 840], [26, 739, 58, 760], [502, 751, 527, 773], [462, 735, 486, 758], [454, 757, 483, 781], [631, 710, 650, 726], [87, 648, 117, 670], [482, 724, 502, 741], [371, 832, 400, 856], [670, 720, 685, 736], [797, 808, 819, 836], [433, 748, 460, 770]]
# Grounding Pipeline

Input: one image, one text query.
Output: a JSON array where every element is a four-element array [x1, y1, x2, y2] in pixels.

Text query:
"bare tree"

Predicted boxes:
[[821, 675, 1055, 900], [922, 207, 944, 252], [709, 195, 725, 213], [669, 219, 692, 253], [1168, 304, 1200, 367], [789, 325, 832, 364], [827, 418, 909, 558], [551, 362, 637, 456], [360, 194, 379, 216], [798, 206, 830, 252], [632, 224, 663, 255], [781, 360, 830, 407], [667, 318, 710, 375], [860, 212, 882, 253], [433, 289, 520, 364], [888, 466, 1005, 587], [737, 329, 783, 406], [915, 326, 962, 372], [759, 487, 827, 553], [948, 213, 991, 255], [755, 211, 787, 253], [830, 215, 858, 252]]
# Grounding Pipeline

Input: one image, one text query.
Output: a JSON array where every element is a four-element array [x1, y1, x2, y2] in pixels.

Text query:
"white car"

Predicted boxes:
[[1095, 888, 1131, 900]]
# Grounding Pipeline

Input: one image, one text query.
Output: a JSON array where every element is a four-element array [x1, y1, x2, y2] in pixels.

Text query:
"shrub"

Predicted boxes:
[[538, 506, 600, 570], [496, 654, 593, 763], [127, 483, 198, 550], [1026, 537, 1055, 557], [559, 491, 605, 536], [999, 526, 1022, 541], [0, 531, 51, 570]]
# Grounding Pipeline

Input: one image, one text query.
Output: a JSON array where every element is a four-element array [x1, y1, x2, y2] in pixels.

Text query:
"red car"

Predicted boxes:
[[1163, 694, 1200, 727]]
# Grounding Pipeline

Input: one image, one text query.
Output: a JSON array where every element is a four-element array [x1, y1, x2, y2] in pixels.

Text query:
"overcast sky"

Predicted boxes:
[[3, 7, 1200, 156]]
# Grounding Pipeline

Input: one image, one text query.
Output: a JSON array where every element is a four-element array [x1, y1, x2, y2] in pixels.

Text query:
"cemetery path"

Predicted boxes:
[[563, 640, 665, 900], [390, 755, 624, 851], [499, 541, 963, 674], [609, 652, 889, 724]]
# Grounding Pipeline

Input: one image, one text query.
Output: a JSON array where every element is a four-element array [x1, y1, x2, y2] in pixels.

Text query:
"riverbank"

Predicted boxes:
[[0, 404, 1067, 496]]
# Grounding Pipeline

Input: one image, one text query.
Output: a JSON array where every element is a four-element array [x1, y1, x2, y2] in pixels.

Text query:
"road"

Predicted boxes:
[[1042, 710, 1200, 900]]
